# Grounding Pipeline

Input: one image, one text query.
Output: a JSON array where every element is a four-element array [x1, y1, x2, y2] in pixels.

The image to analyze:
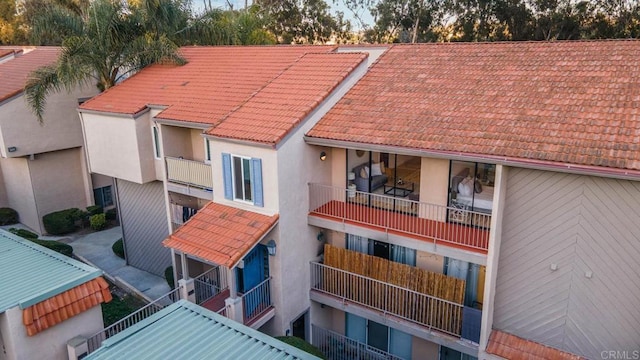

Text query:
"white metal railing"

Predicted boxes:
[[194, 266, 229, 305], [239, 277, 272, 324], [308, 183, 490, 251], [310, 262, 464, 337], [166, 157, 213, 189], [312, 324, 404, 360], [86, 287, 180, 353]]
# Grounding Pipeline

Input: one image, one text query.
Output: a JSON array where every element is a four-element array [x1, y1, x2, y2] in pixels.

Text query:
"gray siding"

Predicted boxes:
[[494, 168, 640, 359], [117, 179, 170, 276]]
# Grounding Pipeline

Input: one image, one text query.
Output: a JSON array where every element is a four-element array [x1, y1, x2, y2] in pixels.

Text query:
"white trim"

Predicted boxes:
[[152, 125, 161, 160], [204, 139, 211, 164], [230, 154, 254, 204]]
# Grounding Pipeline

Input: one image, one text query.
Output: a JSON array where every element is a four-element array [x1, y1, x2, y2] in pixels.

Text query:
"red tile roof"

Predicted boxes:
[[205, 52, 367, 146], [0, 47, 60, 102], [486, 330, 586, 360], [307, 40, 640, 172], [163, 202, 278, 268], [22, 277, 112, 336], [79, 46, 336, 123]]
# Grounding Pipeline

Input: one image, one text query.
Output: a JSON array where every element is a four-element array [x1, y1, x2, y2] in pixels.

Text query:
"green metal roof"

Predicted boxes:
[[0, 230, 102, 312], [86, 300, 321, 360]]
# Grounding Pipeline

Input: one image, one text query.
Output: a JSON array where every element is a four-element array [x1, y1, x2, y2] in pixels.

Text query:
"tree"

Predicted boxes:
[[25, 0, 186, 121], [256, 0, 350, 44]]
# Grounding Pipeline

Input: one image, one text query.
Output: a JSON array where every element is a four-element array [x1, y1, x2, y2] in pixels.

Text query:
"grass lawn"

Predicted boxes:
[[101, 286, 147, 327]]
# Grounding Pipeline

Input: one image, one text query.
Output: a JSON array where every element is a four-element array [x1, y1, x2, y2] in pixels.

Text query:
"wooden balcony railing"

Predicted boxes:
[[311, 262, 464, 337], [308, 183, 490, 251], [166, 157, 213, 190]]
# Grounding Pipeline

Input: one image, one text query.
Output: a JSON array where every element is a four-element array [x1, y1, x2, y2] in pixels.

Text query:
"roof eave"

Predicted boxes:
[[304, 136, 640, 181]]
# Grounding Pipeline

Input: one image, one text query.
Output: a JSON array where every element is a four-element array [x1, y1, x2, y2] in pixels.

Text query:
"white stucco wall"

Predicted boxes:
[[0, 85, 96, 159], [0, 305, 103, 360], [80, 111, 156, 184]]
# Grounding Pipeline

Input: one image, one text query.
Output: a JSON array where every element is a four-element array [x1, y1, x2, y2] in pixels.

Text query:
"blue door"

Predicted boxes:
[[238, 245, 267, 318]]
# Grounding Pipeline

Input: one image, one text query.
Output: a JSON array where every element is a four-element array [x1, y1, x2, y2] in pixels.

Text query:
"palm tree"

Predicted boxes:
[[25, 0, 186, 121]]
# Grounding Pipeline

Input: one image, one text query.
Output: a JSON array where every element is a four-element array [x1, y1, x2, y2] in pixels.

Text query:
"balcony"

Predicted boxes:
[[194, 267, 274, 328], [166, 157, 213, 191], [309, 183, 490, 253], [311, 262, 464, 336], [311, 324, 404, 360]]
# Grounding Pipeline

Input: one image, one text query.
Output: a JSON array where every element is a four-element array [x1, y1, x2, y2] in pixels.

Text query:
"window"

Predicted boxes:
[[346, 235, 416, 266], [204, 139, 211, 163], [152, 126, 160, 159], [449, 160, 495, 213], [346, 314, 412, 359], [233, 156, 252, 202], [93, 186, 113, 208], [222, 153, 263, 207]]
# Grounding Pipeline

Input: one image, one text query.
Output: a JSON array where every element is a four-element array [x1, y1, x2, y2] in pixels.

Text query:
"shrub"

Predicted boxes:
[[164, 266, 175, 289], [8, 228, 38, 239], [105, 208, 118, 221], [31, 239, 73, 257], [275, 337, 326, 359], [0, 208, 19, 225], [90, 213, 107, 231], [43, 208, 80, 235], [86, 205, 103, 216], [112, 238, 125, 259]]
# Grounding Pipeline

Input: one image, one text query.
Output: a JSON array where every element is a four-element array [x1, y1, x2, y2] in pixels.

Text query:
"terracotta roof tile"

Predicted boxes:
[[206, 52, 367, 146], [22, 277, 112, 336], [0, 47, 59, 102], [486, 330, 585, 360], [163, 202, 278, 267], [307, 40, 640, 172], [79, 46, 336, 125]]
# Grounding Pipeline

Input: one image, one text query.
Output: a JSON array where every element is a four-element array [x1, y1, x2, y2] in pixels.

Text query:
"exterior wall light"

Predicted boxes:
[[319, 151, 327, 161], [266, 240, 277, 256]]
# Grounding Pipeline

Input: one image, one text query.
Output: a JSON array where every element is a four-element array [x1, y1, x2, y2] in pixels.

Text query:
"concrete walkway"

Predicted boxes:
[[1, 224, 171, 302], [68, 226, 172, 302]]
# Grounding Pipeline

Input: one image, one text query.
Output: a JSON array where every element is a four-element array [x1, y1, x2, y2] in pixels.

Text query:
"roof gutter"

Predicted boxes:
[[304, 136, 640, 181]]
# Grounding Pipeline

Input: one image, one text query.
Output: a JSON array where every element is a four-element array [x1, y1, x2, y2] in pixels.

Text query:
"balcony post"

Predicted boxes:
[[224, 297, 244, 322], [178, 278, 196, 303]]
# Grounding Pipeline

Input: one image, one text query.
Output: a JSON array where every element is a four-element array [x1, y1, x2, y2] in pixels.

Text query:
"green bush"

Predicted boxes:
[[86, 205, 103, 216], [164, 266, 175, 288], [0, 207, 19, 225], [275, 337, 326, 359], [8, 228, 38, 239], [43, 208, 80, 235], [105, 208, 118, 221], [112, 238, 125, 259], [31, 239, 73, 257], [90, 213, 107, 231]]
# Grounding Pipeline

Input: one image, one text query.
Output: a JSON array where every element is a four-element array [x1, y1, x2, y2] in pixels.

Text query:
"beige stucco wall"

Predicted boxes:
[[80, 111, 156, 184], [412, 337, 440, 359], [0, 85, 96, 159], [209, 141, 279, 216], [28, 148, 91, 234], [190, 129, 206, 162], [0, 157, 37, 232], [0, 163, 8, 207], [0, 304, 103, 360], [160, 125, 192, 159], [91, 173, 113, 190]]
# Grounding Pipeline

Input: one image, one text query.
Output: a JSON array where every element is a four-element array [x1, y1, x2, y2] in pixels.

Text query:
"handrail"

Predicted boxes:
[[310, 262, 464, 336], [308, 183, 490, 250], [240, 277, 272, 324], [165, 156, 213, 190], [193, 266, 228, 305], [86, 287, 180, 353], [311, 324, 404, 360]]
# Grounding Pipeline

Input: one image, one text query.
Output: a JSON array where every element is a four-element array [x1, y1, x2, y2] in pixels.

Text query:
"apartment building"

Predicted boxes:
[[77, 41, 640, 360], [0, 47, 113, 234]]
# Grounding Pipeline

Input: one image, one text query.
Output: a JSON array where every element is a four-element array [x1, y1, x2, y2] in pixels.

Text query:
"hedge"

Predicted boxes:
[[274, 337, 326, 359], [164, 266, 175, 289], [86, 205, 103, 216], [90, 213, 107, 231], [43, 208, 80, 235], [0, 208, 19, 225], [7, 227, 73, 257], [105, 208, 118, 221], [112, 238, 125, 259]]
